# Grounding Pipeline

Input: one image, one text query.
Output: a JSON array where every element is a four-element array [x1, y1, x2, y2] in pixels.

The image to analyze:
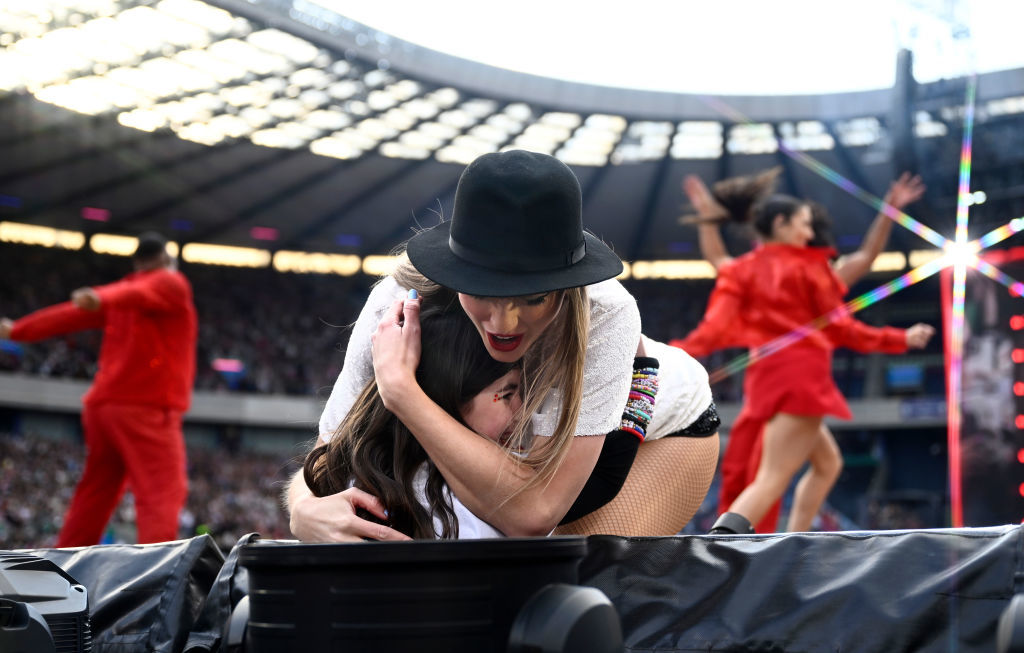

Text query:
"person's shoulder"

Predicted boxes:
[[146, 267, 191, 291], [368, 275, 406, 303], [585, 279, 640, 342], [586, 278, 633, 307]]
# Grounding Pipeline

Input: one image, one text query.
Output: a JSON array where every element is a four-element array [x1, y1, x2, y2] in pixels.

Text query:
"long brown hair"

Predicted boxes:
[[704, 167, 808, 241], [303, 303, 516, 538]]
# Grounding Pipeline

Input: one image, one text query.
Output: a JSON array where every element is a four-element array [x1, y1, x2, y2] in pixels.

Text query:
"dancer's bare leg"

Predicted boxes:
[[728, 413, 823, 529], [786, 424, 843, 532]]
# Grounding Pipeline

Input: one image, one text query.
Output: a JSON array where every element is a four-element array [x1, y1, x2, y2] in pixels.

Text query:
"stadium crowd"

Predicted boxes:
[[0, 432, 296, 550]]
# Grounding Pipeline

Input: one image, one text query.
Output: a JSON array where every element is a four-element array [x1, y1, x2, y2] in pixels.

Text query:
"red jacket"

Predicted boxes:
[[10, 268, 198, 411], [673, 244, 907, 357]]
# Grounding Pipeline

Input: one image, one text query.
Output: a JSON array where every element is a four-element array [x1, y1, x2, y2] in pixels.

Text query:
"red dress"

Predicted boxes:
[[671, 244, 907, 531]]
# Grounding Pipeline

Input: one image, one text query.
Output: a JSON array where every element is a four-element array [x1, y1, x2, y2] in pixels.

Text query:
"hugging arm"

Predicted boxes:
[[286, 477, 411, 542], [372, 296, 604, 536]]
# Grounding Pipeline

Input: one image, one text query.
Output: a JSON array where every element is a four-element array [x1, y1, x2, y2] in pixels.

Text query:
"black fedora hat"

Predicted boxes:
[[406, 150, 623, 297]]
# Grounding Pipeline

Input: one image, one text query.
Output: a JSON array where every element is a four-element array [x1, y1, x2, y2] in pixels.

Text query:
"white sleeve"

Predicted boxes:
[[641, 335, 715, 440], [533, 279, 641, 437], [318, 277, 405, 439]]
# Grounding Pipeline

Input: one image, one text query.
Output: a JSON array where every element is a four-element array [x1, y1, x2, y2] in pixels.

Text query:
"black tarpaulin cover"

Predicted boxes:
[[13, 525, 1024, 653], [578, 526, 1023, 652], [23, 535, 225, 653]]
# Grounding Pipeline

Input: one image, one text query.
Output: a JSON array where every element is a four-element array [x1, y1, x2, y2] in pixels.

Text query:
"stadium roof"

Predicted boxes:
[[1, 0, 1023, 268]]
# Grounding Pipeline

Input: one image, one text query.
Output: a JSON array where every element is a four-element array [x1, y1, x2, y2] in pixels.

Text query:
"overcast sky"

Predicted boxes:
[[323, 0, 1023, 95]]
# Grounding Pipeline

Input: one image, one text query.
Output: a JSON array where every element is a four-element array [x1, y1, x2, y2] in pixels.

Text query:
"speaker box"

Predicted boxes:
[[0, 551, 92, 653]]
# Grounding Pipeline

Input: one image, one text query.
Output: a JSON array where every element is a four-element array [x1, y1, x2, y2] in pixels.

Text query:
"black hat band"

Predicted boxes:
[[448, 235, 586, 273]]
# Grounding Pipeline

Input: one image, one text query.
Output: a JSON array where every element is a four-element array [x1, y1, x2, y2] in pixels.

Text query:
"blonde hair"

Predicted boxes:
[[390, 254, 591, 495]]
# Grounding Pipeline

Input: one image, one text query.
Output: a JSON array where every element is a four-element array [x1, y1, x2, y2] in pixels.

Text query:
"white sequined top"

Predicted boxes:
[[318, 276, 641, 440], [640, 335, 715, 440]]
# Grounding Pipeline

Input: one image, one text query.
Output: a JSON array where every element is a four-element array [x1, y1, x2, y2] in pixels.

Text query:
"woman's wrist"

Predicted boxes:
[[621, 357, 659, 441], [380, 377, 428, 420]]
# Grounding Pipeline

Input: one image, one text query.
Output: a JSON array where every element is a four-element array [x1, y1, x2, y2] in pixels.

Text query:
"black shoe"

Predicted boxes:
[[708, 512, 754, 535]]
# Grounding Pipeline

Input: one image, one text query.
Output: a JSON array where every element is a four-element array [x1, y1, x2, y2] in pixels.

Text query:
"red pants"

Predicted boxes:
[[57, 402, 187, 546], [717, 408, 781, 533]]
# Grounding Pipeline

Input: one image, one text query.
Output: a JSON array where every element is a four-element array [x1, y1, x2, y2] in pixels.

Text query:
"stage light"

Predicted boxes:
[[1011, 316, 1024, 331], [1018, 449, 1024, 464], [914, 110, 948, 138], [273, 251, 361, 276], [1014, 382, 1024, 396], [944, 241, 978, 269], [586, 114, 628, 132], [835, 117, 882, 147], [380, 142, 430, 159], [630, 260, 716, 280], [869, 251, 907, 272], [181, 243, 271, 267], [90, 233, 138, 256], [670, 121, 723, 160], [426, 87, 460, 109], [0, 222, 84, 250], [117, 108, 164, 131], [212, 358, 244, 373], [727, 123, 778, 155], [397, 130, 444, 151], [367, 89, 398, 111], [81, 207, 111, 222], [362, 255, 400, 277], [778, 120, 834, 151], [1014, 349, 1024, 364], [249, 227, 278, 241], [987, 95, 1024, 116], [468, 123, 509, 144], [310, 136, 360, 160], [437, 142, 491, 165], [909, 249, 944, 267], [1015, 416, 1024, 430]]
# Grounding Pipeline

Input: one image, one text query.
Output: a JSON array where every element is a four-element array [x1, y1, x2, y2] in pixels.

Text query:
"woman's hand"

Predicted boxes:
[[289, 486, 412, 542], [683, 175, 717, 216], [905, 323, 936, 349], [886, 172, 926, 211], [371, 293, 422, 410]]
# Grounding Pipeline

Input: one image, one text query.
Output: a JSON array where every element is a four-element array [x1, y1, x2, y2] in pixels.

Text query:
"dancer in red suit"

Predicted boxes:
[[671, 185, 934, 533], [680, 169, 927, 532], [0, 233, 198, 545]]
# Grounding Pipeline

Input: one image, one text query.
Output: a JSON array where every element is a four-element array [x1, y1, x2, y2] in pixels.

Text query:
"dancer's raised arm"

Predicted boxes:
[[834, 172, 925, 286]]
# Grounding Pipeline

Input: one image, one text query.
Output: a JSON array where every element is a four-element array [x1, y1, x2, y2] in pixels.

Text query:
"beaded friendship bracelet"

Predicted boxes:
[[621, 361, 660, 441]]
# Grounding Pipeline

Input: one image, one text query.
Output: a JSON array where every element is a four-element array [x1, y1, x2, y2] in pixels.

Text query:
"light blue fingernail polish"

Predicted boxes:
[[408, 289, 418, 299]]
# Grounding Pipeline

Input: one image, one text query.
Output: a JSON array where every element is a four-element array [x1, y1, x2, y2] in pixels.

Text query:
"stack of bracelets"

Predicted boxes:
[[620, 357, 659, 441]]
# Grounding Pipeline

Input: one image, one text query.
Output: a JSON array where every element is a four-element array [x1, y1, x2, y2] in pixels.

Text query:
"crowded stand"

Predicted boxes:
[[0, 432, 297, 550]]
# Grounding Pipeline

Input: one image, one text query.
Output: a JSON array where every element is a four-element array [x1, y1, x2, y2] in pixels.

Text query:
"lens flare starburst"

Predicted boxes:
[[697, 74, 1024, 526]]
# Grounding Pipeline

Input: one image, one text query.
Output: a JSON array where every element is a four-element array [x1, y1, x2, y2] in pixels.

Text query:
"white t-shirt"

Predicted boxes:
[[640, 335, 715, 439], [318, 276, 641, 440], [411, 465, 505, 539]]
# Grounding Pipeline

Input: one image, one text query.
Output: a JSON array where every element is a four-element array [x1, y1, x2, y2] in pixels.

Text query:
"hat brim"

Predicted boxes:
[[406, 223, 624, 297]]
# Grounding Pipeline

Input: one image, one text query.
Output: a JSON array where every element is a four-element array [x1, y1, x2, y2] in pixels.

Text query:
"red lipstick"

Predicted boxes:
[[487, 332, 523, 352]]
